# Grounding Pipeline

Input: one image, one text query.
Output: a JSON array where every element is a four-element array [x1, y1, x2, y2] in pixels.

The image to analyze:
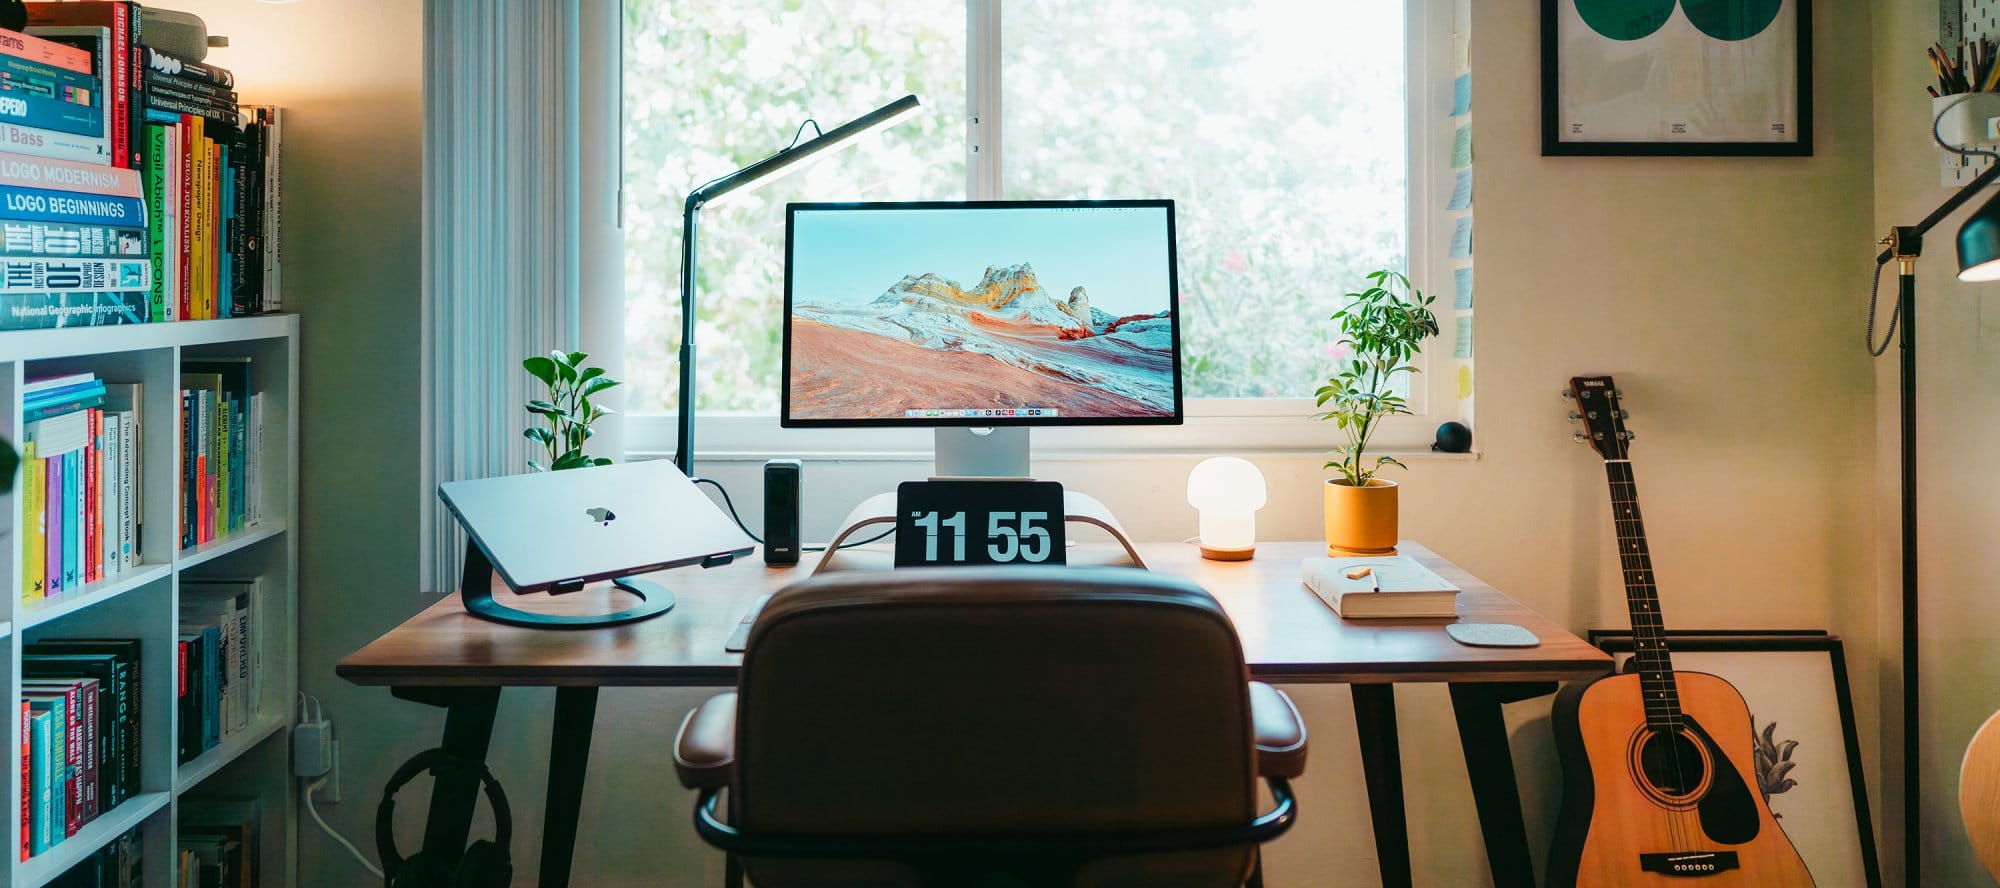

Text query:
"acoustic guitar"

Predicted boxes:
[[1546, 375, 1814, 887], [1958, 709, 2000, 880]]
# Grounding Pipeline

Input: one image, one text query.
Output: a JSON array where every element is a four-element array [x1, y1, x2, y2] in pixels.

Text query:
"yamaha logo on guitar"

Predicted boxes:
[[1546, 376, 1814, 887]]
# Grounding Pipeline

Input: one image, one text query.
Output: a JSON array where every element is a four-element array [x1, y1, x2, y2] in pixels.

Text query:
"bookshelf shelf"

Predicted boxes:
[[13, 793, 169, 888], [5, 314, 298, 886], [17, 563, 171, 630], [177, 522, 286, 571], [173, 715, 286, 795]]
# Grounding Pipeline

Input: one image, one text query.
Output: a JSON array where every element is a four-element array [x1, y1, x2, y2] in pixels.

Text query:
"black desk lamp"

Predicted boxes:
[[673, 94, 923, 474], [1872, 101, 2000, 887]]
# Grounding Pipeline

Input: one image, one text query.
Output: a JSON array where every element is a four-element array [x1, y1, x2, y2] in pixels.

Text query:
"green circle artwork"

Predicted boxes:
[[1573, 0, 1677, 41], [1573, 0, 1783, 42], [1679, 0, 1784, 41]]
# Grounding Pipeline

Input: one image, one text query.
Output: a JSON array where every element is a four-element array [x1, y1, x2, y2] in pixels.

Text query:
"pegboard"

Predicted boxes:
[[1944, 0, 2000, 183]]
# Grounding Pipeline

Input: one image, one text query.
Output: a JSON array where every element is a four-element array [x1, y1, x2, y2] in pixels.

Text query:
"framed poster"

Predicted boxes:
[[1589, 631, 1881, 887], [1542, 0, 1813, 155]]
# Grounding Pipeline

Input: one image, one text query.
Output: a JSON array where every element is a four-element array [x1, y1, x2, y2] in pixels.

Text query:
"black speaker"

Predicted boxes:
[[763, 459, 802, 564]]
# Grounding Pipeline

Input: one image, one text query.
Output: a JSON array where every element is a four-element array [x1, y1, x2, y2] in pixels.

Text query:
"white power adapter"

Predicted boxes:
[[293, 695, 340, 801]]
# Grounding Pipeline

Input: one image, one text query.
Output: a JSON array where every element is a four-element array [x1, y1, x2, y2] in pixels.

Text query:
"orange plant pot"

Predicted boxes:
[[1324, 478, 1399, 555]]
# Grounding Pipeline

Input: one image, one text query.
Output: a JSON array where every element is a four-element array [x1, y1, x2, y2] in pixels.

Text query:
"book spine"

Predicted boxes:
[[43, 455, 58, 595], [0, 184, 144, 228], [142, 70, 233, 104], [143, 46, 232, 89], [79, 680, 97, 822], [0, 91, 101, 138], [83, 408, 97, 584], [164, 121, 180, 321], [100, 413, 116, 579], [110, 2, 128, 170], [229, 399, 243, 533], [28, 711, 50, 853], [59, 686, 79, 837], [210, 391, 223, 537], [0, 28, 95, 75], [196, 389, 209, 543], [234, 599, 250, 727], [0, 152, 140, 198], [3, 220, 145, 258], [143, 90, 233, 127], [17, 701, 26, 861], [175, 638, 188, 763], [178, 114, 192, 319], [203, 626, 218, 749], [143, 124, 162, 319], [247, 393, 261, 525], [117, 412, 133, 568], [126, 3, 142, 172], [21, 440, 39, 602], [0, 290, 146, 330], [61, 449, 76, 590], [0, 121, 107, 164], [22, 392, 102, 420], [0, 257, 149, 293], [179, 389, 192, 549], [0, 52, 100, 101], [218, 144, 232, 317]]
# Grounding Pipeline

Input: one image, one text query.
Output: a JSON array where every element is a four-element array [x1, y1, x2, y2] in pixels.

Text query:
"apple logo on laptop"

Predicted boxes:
[[585, 507, 616, 526]]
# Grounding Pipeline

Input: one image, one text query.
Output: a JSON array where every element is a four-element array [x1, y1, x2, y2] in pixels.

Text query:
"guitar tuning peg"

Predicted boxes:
[[1620, 431, 1635, 441], [1617, 410, 1630, 420], [1560, 390, 1574, 400], [1573, 433, 1587, 444], [1567, 412, 1581, 422]]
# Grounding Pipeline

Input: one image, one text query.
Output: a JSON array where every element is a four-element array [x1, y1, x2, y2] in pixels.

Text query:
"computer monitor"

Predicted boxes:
[[782, 199, 1182, 474]]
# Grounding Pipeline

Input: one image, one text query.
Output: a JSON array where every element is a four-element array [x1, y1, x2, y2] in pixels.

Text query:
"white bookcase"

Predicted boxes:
[[0, 316, 298, 887]]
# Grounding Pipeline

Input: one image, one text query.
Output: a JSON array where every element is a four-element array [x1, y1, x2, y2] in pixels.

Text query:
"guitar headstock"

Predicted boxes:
[[1564, 375, 1633, 461]]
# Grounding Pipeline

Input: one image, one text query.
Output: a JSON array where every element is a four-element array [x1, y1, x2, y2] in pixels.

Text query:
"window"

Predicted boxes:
[[620, 0, 1457, 455]]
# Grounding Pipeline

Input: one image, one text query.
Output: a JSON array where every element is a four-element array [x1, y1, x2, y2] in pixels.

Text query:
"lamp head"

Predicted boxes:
[[1187, 457, 1266, 561], [691, 94, 923, 207], [1960, 191, 2000, 282]]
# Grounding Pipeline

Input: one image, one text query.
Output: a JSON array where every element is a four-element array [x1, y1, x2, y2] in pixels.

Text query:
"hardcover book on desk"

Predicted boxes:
[[1302, 555, 1460, 619]]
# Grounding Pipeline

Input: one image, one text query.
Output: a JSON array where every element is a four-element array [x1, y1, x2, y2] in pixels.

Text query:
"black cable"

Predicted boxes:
[[691, 477, 895, 552]]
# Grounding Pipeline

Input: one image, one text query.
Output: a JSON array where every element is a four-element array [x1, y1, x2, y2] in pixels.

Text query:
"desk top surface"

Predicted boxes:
[[337, 541, 1613, 688]]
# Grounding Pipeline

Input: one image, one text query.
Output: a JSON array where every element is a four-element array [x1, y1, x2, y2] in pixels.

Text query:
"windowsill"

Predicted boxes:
[[628, 444, 1482, 464]]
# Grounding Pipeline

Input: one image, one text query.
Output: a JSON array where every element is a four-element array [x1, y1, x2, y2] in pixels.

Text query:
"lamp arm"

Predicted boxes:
[[1878, 160, 2000, 264], [675, 193, 700, 475]]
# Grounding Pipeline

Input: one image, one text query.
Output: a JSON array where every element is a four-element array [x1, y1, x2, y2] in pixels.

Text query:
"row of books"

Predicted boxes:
[[19, 371, 142, 603], [181, 359, 265, 549], [0, 2, 282, 330], [47, 828, 139, 887], [176, 799, 259, 887], [18, 638, 142, 861], [179, 577, 263, 764]]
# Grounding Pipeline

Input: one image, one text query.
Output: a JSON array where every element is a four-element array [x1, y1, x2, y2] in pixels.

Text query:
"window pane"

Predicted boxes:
[[1002, 1, 1407, 399], [622, 0, 966, 413]]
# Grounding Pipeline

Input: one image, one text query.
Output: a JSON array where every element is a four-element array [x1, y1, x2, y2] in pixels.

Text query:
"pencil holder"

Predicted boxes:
[[1934, 93, 2000, 150]]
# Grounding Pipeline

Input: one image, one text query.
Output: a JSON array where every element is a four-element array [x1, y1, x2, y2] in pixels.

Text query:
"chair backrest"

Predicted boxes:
[[735, 566, 1258, 886]]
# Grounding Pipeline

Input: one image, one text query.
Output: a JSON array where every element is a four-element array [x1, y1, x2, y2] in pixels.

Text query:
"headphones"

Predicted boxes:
[[375, 748, 514, 888]]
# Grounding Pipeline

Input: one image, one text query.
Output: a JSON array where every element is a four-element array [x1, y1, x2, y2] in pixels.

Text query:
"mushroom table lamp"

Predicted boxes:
[[1187, 457, 1267, 561]]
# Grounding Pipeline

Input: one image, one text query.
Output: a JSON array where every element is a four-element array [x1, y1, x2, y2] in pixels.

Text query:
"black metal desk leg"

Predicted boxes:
[[1449, 681, 1558, 888], [1352, 684, 1412, 888], [392, 686, 503, 866], [540, 686, 600, 888]]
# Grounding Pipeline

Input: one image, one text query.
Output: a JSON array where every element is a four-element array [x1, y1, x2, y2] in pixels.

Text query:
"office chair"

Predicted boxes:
[[674, 566, 1307, 887]]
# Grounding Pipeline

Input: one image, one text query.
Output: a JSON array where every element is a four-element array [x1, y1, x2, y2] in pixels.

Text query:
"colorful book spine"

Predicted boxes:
[[143, 123, 163, 319], [83, 409, 97, 584], [0, 151, 141, 196], [2, 220, 144, 257], [0, 90, 101, 138], [21, 438, 40, 602], [0, 289, 146, 329], [43, 455, 58, 596], [0, 256, 147, 293], [27, 708, 52, 854], [177, 112, 191, 319], [62, 447, 77, 589], [0, 184, 143, 227], [17, 702, 26, 860], [0, 120, 105, 164], [143, 88, 234, 127], [144, 70, 233, 105], [25, 2, 132, 169], [142, 45, 231, 89], [0, 28, 94, 74]]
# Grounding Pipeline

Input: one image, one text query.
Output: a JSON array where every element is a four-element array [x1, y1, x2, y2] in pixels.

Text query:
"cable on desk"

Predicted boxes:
[[692, 476, 895, 552]]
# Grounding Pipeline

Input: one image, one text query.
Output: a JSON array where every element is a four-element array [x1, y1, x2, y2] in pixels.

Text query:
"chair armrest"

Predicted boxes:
[[1250, 682, 1307, 779], [675, 692, 738, 790]]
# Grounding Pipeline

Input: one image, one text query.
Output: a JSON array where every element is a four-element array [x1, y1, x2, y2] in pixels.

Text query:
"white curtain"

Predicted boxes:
[[421, 0, 599, 594]]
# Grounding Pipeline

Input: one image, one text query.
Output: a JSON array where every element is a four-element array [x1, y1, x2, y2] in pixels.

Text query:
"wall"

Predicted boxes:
[[191, 0, 1880, 885], [164, 2, 430, 885], [1872, 1, 2000, 884]]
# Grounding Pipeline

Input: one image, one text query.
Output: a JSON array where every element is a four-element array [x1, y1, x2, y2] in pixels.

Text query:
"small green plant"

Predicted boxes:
[[523, 350, 621, 471], [1314, 270, 1440, 486]]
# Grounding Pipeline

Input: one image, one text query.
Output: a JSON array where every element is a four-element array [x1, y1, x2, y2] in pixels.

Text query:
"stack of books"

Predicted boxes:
[[180, 358, 263, 550], [18, 639, 143, 861], [0, 2, 283, 330], [47, 828, 139, 887], [19, 371, 142, 603], [176, 799, 258, 885], [177, 577, 262, 764]]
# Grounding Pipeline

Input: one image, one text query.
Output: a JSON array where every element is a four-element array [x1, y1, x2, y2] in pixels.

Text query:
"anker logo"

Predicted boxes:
[[585, 507, 616, 525]]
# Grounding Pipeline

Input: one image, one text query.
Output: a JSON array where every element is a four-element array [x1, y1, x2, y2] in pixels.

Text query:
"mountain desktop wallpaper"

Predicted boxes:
[[786, 206, 1178, 422]]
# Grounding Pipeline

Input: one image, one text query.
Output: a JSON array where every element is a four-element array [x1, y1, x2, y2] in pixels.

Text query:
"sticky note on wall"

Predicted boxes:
[[1450, 73, 1471, 116], [1454, 318, 1473, 358], [1449, 217, 1473, 259], [1451, 125, 1473, 169], [1447, 169, 1472, 211], [1453, 267, 1474, 309]]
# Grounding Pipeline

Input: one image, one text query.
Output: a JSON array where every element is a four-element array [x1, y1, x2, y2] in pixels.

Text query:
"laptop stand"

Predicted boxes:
[[458, 537, 677, 629]]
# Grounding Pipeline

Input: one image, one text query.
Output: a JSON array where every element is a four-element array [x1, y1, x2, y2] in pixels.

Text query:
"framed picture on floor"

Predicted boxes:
[[1541, 0, 1813, 155], [1588, 631, 1881, 887]]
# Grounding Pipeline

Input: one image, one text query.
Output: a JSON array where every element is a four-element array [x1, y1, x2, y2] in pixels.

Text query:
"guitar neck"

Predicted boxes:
[[1603, 459, 1682, 728]]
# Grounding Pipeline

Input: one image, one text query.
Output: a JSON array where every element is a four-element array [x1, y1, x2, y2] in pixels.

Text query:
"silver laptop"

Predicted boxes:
[[439, 460, 755, 592]]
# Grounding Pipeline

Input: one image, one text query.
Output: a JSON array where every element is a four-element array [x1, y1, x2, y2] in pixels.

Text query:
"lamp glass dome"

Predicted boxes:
[[1188, 457, 1266, 555]]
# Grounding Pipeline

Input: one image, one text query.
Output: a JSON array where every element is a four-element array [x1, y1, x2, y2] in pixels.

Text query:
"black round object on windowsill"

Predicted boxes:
[[1433, 421, 1472, 453]]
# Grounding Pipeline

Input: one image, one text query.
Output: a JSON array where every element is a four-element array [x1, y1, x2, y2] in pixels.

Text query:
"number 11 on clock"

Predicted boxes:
[[911, 510, 968, 561]]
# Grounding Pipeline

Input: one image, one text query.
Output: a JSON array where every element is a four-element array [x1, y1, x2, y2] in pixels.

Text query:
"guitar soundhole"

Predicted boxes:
[[1627, 727, 1715, 810]]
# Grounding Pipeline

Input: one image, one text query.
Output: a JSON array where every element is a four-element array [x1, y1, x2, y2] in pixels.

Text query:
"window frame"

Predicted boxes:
[[615, 0, 1466, 461]]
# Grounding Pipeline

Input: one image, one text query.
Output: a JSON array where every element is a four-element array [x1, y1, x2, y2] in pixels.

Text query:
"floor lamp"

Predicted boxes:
[[1874, 137, 2000, 888], [673, 94, 923, 475]]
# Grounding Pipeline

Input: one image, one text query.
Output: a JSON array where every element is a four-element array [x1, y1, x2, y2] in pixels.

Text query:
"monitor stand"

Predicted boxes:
[[458, 538, 677, 629], [934, 427, 1029, 478]]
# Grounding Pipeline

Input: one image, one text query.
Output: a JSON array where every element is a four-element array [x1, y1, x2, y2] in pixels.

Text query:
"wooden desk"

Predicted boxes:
[[341, 541, 1611, 888]]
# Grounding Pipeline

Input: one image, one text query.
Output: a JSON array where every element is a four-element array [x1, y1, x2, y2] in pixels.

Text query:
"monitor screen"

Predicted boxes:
[[782, 200, 1182, 427]]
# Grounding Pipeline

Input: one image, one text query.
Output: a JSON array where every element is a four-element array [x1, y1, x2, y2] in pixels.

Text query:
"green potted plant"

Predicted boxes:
[[1314, 269, 1439, 554], [523, 350, 621, 471]]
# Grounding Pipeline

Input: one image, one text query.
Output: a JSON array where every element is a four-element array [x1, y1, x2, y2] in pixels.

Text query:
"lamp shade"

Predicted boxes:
[[1960, 192, 2000, 282], [1187, 457, 1267, 560]]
